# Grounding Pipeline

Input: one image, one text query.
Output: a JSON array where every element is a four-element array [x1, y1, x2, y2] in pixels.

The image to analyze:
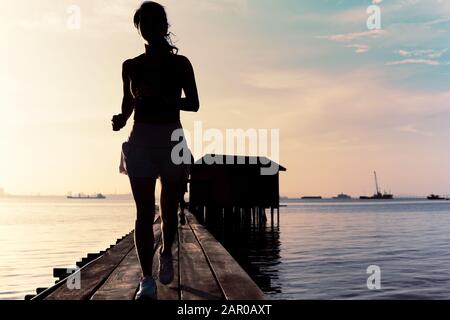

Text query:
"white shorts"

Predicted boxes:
[[119, 122, 191, 182]]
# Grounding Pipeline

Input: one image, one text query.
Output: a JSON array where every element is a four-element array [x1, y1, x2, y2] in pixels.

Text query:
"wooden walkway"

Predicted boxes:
[[31, 211, 264, 300]]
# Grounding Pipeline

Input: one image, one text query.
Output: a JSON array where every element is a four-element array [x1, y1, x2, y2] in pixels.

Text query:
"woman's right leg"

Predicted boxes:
[[129, 177, 157, 277]]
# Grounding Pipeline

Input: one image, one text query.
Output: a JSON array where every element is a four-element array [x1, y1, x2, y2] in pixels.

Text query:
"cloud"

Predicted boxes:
[[397, 124, 434, 137], [237, 67, 450, 148], [397, 48, 448, 58], [346, 44, 370, 54], [391, 48, 449, 66], [319, 30, 387, 43], [372, 0, 383, 4], [424, 17, 450, 26], [387, 59, 441, 66]]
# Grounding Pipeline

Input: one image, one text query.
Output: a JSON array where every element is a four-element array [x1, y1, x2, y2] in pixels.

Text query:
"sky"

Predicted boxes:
[[0, 0, 449, 197]]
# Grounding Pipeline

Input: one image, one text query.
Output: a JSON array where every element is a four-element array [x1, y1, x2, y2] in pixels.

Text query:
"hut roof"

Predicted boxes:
[[194, 154, 287, 172]]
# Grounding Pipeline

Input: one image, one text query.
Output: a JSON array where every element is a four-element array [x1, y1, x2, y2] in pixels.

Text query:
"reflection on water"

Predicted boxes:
[[210, 222, 283, 295]]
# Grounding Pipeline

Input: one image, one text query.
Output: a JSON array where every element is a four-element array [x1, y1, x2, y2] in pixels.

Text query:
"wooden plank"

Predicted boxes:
[[153, 230, 180, 300], [89, 249, 141, 300], [91, 220, 162, 300], [186, 211, 265, 300], [178, 223, 222, 300], [44, 232, 135, 300]]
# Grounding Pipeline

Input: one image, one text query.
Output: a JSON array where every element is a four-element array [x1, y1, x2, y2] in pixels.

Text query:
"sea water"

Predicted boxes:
[[1, 197, 450, 300]]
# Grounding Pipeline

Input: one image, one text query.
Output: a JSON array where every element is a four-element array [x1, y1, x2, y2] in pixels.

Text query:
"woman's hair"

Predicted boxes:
[[134, 1, 178, 54]]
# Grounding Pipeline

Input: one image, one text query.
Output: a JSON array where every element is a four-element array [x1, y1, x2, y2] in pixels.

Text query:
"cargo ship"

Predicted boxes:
[[333, 193, 352, 200], [427, 194, 449, 200], [67, 193, 106, 199], [360, 172, 393, 200]]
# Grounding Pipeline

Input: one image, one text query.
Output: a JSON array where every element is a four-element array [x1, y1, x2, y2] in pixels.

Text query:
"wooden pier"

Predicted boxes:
[[28, 211, 264, 301]]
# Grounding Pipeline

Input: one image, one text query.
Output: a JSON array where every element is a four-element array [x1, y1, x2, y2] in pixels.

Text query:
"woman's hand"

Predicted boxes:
[[112, 114, 127, 131]]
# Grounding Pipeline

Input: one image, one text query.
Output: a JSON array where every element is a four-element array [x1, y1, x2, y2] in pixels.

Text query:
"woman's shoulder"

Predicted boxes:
[[123, 54, 146, 69], [170, 54, 194, 73], [172, 54, 192, 65], [122, 55, 146, 78]]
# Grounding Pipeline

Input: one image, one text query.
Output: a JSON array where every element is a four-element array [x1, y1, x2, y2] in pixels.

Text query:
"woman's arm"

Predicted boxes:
[[180, 56, 200, 112], [112, 60, 134, 131], [121, 60, 134, 119]]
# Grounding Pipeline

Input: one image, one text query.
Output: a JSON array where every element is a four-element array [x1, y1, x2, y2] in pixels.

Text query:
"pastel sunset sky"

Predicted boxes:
[[0, 0, 449, 197]]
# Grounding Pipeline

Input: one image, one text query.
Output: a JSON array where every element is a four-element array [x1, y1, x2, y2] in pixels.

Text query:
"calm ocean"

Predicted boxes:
[[1, 197, 450, 300]]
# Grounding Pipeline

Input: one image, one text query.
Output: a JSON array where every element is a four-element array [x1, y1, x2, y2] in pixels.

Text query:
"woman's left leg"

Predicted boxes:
[[159, 178, 184, 256]]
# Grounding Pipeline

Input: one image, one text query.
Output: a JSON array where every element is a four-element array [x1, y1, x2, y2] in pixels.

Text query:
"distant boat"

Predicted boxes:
[[67, 193, 106, 200], [360, 193, 393, 200], [301, 196, 322, 200], [427, 194, 448, 201], [333, 193, 351, 200], [360, 171, 394, 200]]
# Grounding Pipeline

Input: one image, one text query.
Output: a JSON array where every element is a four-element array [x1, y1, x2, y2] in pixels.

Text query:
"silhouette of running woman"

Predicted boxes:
[[112, 1, 199, 300]]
